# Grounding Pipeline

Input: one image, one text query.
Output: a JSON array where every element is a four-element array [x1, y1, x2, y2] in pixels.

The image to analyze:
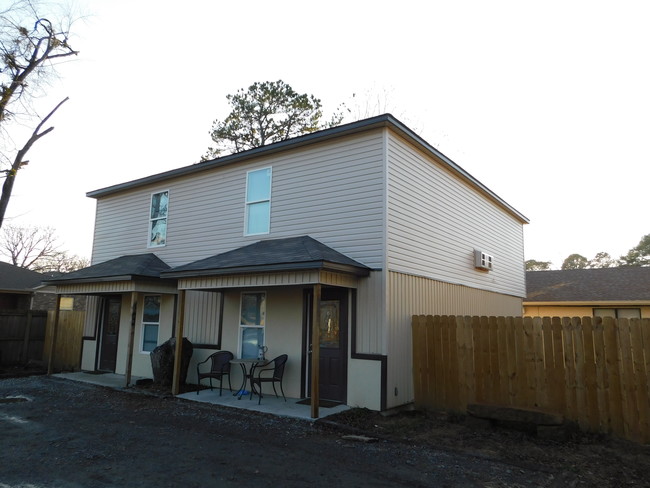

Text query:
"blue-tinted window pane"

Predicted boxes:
[[143, 324, 159, 352], [150, 219, 167, 246], [241, 327, 264, 359], [151, 192, 169, 218], [246, 169, 271, 202], [143, 296, 160, 322], [240, 293, 266, 326], [246, 202, 270, 234]]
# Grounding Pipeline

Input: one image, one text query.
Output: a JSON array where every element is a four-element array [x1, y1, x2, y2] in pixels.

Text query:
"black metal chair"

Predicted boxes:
[[196, 351, 233, 395], [249, 354, 288, 404]]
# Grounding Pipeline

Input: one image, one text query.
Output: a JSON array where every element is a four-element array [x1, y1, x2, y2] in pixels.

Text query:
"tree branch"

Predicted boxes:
[[0, 96, 69, 229]]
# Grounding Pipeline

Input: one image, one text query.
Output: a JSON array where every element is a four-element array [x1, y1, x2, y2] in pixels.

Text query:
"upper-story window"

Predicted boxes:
[[245, 168, 271, 235], [149, 191, 169, 247]]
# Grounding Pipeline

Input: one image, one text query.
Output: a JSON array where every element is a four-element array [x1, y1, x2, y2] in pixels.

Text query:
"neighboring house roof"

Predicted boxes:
[[525, 267, 650, 303], [0, 261, 44, 293], [43, 253, 171, 285], [86, 114, 529, 225], [163, 236, 371, 278]]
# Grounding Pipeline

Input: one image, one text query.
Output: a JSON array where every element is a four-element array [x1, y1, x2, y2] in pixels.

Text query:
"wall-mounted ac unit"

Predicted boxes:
[[474, 250, 493, 271]]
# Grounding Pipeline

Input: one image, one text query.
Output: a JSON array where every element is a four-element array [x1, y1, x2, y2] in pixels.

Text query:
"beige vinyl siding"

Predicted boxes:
[[386, 131, 525, 298], [183, 291, 222, 345], [91, 131, 386, 269], [386, 270, 523, 408], [355, 270, 386, 355]]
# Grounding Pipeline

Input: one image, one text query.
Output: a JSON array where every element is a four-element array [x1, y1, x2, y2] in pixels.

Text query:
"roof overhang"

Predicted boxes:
[[53, 279, 178, 295], [164, 260, 370, 280]]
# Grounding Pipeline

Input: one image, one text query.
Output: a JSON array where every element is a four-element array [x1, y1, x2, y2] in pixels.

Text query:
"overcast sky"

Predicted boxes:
[[4, 0, 649, 269]]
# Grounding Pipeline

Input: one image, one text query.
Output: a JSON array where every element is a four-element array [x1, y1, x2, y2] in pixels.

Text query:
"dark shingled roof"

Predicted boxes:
[[43, 254, 170, 284], [0, 261, 44, 291], [525, 267, 650, 302], [163, 236, 370, 278]]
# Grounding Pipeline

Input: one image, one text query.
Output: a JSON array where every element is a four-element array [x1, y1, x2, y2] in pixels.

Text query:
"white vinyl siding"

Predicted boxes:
[[386, 131, 526, 298], [91, 131, 386, 269]]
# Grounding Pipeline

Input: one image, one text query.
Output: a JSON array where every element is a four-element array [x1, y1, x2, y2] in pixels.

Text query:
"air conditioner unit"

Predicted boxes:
[[474, 250, 493, 271]]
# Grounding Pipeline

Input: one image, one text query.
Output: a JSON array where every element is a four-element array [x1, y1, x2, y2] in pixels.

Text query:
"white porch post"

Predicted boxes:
[[172, 290, 186, 396], [125, 292, 138, 387], [310, 283, 321, 419]]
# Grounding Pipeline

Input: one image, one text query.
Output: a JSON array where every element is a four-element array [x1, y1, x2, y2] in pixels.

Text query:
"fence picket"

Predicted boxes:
[[617, 318, 639, 441], [630, 319, 650, 443], [581, 317, 600, 432], [603, 317, 624, 436], [447, 316, 460, 411], [513, 316, 527, 408]]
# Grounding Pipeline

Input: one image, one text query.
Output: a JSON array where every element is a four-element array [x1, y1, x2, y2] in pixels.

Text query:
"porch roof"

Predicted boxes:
[[162, 236, 371, 279], [43, 253, 173, 285]]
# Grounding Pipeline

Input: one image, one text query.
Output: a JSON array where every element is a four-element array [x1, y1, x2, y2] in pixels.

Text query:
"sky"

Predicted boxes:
[[3, 0, 649, 269]]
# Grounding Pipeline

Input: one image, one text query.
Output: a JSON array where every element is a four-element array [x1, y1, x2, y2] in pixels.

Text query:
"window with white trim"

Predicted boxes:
[[239, 292, 265, 358], [149, 191, 169, 247], [245, 168, 271, 235], [142, 295, 161, 352], [594, 308, 641, 319]]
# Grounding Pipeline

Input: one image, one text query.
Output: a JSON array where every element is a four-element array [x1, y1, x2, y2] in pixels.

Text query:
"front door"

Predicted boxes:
[[307, 287, 348, 403], [98, 296, 121, 372]]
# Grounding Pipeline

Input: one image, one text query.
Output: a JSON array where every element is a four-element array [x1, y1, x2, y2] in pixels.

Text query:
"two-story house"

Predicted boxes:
[[46, 114, 528, 412]]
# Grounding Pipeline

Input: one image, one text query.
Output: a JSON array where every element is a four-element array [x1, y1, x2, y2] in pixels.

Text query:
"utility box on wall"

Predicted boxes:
[[474, 250, 493, 271]]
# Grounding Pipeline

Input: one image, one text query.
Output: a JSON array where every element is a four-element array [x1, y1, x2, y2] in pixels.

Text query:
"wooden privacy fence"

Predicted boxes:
[[412, 315, 650, 444], [43, 310, 85, 372], [0, 310, 47, 365]]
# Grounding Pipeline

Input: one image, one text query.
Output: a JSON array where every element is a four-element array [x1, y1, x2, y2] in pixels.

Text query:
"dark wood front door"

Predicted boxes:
[[307, 287, 348, 403], [98, 296, 121, 372]]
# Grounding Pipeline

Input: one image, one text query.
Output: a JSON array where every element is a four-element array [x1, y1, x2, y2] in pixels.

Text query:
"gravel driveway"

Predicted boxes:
[[0, 375, 637, 487]]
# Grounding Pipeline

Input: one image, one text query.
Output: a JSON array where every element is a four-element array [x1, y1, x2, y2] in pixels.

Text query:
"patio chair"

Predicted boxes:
[[196, 350, 233, 395], [249, 354, 288, 405]]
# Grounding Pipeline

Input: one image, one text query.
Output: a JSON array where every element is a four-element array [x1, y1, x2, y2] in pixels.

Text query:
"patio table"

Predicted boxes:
[[230, 358, 269, 400]]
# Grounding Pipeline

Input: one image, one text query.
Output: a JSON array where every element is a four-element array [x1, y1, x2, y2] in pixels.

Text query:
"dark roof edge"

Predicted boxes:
[[44, 275, 176, 286], [86, 114, 528, 224]]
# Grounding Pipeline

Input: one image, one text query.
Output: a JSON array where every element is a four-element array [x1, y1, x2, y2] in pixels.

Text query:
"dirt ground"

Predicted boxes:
[[1, 372, 649, 487]]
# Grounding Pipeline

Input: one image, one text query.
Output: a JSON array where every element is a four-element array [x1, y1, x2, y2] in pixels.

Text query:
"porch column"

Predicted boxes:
[[125, 292, 138, 387], [310, 284, 321, 419], [46, 295, 61, 375], [172, 289, 186, 396]]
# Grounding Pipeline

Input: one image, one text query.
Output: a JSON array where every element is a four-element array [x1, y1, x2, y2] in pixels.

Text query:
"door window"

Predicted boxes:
[[319, 300, 340, 348]]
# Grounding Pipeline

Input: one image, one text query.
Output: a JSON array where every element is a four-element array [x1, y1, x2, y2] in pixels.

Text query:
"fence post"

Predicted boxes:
[[20, 310, 32, 365], [47, 297, 61, 375]]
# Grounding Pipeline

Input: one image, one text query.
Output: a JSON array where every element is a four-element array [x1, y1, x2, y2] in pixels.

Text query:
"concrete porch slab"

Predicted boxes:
[[54, 372, 349, 421]]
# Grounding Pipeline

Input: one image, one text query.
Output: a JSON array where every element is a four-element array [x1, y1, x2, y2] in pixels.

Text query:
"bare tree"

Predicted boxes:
[[0, 0, 79, 229], [0, 223, 87, 272]]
